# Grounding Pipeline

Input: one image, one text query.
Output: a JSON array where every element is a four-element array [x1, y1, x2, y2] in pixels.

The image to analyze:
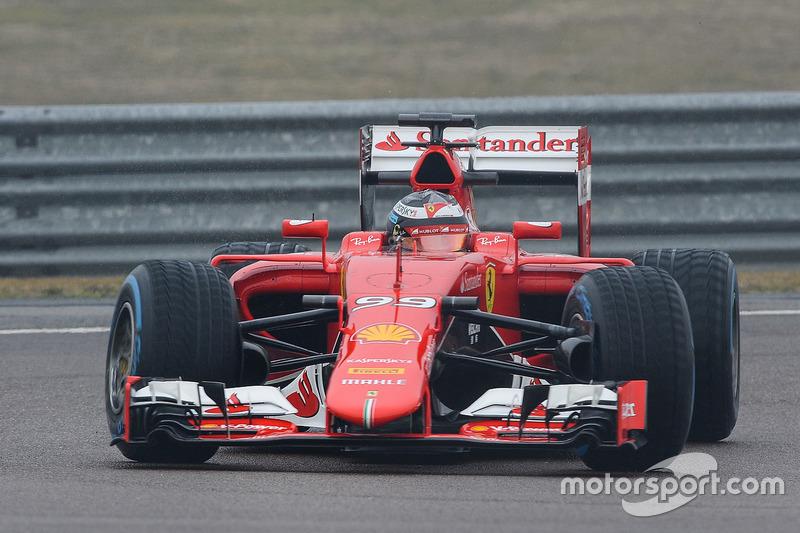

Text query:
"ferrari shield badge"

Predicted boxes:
[[485, 265, 496, 313]]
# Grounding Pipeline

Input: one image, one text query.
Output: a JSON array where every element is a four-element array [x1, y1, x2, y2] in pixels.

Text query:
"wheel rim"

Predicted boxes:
[[107, 302, 135, 415], [731, 292, 740, 402]]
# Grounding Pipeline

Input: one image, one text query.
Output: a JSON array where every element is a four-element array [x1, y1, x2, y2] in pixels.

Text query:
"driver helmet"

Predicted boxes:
[[387, 190, 469, 252]]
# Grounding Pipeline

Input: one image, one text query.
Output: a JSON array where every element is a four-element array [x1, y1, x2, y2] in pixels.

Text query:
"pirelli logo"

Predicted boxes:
[[348, 367, 406, 375]]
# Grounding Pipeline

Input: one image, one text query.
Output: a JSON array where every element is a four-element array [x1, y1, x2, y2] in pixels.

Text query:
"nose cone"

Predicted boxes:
[[327, 373, 421, 429], [327, 322, 434, 430]]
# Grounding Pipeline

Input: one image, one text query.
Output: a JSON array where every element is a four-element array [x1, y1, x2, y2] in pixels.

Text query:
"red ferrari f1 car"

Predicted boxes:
[[105, 113, 740, 471]]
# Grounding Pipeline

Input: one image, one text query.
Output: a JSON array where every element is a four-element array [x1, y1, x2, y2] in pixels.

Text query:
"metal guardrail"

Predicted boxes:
[[1, 92, 799, 275]]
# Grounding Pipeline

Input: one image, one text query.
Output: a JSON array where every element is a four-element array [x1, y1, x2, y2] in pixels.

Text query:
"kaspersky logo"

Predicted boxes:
[[352, 323, 421, 345]]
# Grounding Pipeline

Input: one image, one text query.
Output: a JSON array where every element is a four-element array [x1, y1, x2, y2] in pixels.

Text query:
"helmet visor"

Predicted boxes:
[[413, 233, 468, 252]]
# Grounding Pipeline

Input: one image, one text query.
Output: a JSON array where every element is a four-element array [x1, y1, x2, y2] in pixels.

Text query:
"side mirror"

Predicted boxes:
[[282, 219, 329, 240], [282, 219, 330, 271], [512, 221, 562, 240]]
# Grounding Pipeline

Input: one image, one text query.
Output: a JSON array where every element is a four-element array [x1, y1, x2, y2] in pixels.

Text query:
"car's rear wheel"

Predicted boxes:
[[209, 241, 309, 277], [632, 248, 739, 441], [562, 266, 695, 471], [105, 260, 242, 463]]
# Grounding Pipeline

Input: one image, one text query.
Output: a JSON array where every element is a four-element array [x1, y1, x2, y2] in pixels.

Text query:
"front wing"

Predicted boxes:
[[112, 377, 648, 452]]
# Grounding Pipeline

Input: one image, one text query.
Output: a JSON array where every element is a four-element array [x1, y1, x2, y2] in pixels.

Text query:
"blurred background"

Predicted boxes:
[[2, 0, 798, 105]]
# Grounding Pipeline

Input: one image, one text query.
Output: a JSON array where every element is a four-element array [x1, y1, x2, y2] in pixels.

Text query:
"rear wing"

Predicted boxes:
[[360, 121, 592, 256]]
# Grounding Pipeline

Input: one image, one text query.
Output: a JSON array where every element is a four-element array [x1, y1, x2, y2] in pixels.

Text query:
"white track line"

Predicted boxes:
[[0, 326, 110, 335], [740, 310, 800, 316]]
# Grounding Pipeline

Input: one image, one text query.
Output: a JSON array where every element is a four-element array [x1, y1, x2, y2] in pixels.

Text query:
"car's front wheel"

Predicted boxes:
[[105, 260, 242, 463], [562, 266, 695, 471]]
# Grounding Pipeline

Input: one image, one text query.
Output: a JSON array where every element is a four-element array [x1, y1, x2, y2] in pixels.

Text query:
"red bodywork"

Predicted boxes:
[[201, 118, 635, 444]]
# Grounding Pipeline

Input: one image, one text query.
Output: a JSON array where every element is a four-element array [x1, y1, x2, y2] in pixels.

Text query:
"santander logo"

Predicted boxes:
[[204, 392, 251, 415], [375, 131, 405, 151], [286, 372, 320, 418], [374, 129, 579, 153]]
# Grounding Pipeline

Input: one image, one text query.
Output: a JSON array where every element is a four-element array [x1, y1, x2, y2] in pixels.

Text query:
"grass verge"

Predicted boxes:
[[2, 1, 799, 105], [0, 277, 125, 300]]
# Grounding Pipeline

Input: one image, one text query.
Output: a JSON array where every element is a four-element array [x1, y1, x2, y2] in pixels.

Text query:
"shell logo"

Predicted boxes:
[[353, 323, 421, 345]]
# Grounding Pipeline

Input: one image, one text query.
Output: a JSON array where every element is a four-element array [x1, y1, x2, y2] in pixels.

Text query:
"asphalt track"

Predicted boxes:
[[0, 294, 798, 533]]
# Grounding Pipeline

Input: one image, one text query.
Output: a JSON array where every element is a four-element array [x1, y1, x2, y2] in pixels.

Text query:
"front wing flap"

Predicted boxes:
[[114, 376, 647, 451]]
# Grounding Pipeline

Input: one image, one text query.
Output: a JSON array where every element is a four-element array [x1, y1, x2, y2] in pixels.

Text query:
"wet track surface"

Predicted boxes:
[[0, 295, 798, 532]]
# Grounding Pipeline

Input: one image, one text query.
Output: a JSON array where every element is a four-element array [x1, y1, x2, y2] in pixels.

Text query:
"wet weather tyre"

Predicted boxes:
[[105, 260, 242, 463], [562, 267, 695, 471], [632, 249, 740, 441], [209, 241, 309, 278]]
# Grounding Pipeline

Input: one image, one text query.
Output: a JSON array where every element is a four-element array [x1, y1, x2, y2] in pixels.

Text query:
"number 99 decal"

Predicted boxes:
[[352, 296, 437, 312]]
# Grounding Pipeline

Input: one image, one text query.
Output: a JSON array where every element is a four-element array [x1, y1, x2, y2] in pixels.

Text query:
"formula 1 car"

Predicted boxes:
[[105, 113, 740, 471]]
